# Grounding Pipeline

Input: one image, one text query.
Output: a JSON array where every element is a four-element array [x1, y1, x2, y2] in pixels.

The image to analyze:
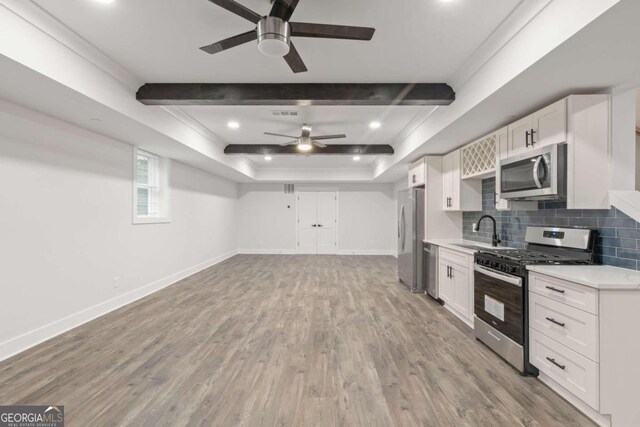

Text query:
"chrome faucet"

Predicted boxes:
[[474, 215, 502, 247]]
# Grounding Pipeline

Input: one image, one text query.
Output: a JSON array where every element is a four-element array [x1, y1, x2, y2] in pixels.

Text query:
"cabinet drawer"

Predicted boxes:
[[529, 272, 598, 315], [529, 292, 599, 362], [440, 248, 471, 268], [530, 329, 599, 410]]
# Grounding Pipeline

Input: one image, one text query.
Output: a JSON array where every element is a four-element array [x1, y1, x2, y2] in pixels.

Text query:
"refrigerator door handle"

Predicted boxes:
[[400, 205, 406, 251]]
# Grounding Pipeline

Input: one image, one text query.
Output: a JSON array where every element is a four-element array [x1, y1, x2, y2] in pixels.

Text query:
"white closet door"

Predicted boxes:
[[316, 192, 337, 254], [297, 192, 317, 254]]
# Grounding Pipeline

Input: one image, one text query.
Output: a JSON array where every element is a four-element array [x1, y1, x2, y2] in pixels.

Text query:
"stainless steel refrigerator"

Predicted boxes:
[[397, 188, 425, 292]]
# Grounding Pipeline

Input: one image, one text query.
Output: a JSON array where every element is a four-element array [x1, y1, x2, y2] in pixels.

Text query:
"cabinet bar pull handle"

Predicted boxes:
[[530, 128, 536, 146], [545, 286, 566, 294], [546, 357, 566, 370], [545, 317, 566, 327], [525, 130, 530, 147]]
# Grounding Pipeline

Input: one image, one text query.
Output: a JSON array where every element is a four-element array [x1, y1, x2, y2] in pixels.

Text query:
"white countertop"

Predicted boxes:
[[527, 265, 640, 290], [423, 239, 511, 255]]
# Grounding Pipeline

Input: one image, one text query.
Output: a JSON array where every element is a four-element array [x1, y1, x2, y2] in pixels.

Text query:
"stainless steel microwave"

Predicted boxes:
[[499, 143, 567, 200]]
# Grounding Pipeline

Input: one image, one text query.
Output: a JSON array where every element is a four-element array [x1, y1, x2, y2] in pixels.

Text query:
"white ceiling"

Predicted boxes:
[[178, 104, 432, 167], [28, 0, 522, 175], [32, 0, 521, 83]]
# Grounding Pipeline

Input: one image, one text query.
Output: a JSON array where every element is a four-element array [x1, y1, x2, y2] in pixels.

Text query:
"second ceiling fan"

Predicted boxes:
[[265, 124, 346, 151], [200, 0, 376, 73]]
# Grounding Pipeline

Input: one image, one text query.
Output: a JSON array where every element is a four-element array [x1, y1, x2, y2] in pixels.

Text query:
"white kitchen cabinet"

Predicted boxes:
[[507, 98, 567, 157], [531, 98, 567, 148], [461, 133, 497, 179], [438, 247, 474, 328], [507, 115, 534, 157], [442, 149, 481, 212], [503, 95, 608, 209], [408, 157, 426, 188], [528, 269, 640, 427], [451, 263, 471, 318], [438, 259, 454, 304]]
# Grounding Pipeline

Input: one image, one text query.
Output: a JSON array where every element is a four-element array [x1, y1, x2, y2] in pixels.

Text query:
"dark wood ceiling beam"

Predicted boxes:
[[224, 144, 394, 155], [136, 83, 455, 106]]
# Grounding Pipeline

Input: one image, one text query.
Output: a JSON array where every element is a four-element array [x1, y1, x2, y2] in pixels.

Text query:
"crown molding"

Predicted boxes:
[[2, 0, 141, 91]]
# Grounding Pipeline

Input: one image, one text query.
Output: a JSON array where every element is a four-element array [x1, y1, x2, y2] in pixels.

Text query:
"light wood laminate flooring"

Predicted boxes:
[[0, 255, 595, 426]]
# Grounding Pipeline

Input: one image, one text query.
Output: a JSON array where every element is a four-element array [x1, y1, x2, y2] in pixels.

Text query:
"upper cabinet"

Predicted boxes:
[[461, 133, 497, 179], [443, 149, 481, 211], [508, 98, 567, 157], [408, 158, 426, 188]]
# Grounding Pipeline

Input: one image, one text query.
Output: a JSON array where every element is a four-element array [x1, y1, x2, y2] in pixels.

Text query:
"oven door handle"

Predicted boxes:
[[474, 265, 523, 287]]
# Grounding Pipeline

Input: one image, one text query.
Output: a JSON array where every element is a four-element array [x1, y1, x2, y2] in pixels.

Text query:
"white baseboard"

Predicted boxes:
[[538, 372, 611, 427], [336, 250, 396, 256], [0, 250, 238, 363], [237, 249, 297, 255]]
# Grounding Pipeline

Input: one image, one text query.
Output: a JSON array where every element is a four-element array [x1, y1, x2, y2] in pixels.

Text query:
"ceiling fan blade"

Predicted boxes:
[[312, 140, 327, 148], [312, 134, 346, 140], [280, 140, 299, 146], [269, 0, 300, 21], [290, 22, 375, 40], [265, 132, 299, 138], [283, 42, 308, 73], [207, 0, 262, 24], [200, 31, 257, 54]]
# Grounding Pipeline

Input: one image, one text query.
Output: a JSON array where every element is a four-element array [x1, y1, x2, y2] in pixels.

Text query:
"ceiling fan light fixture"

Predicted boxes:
[[297, 137, 313, 151], [257, 17, 291, 57]]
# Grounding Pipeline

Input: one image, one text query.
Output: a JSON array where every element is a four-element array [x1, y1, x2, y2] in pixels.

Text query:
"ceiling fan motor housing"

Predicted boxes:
[[257, 16, 291, 57]]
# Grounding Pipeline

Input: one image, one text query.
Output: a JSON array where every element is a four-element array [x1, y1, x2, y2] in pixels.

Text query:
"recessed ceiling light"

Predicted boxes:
[[227, 121, 240, 129], [353, 155, 361, 161], [264, 155, 272, 161], [369, 121, 381, 129], [94, 0, 115, 3]]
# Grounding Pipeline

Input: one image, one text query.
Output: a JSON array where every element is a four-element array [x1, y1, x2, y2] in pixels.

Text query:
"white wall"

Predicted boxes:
[[237, 183, 396, 255], [0, 101, 238, 361]]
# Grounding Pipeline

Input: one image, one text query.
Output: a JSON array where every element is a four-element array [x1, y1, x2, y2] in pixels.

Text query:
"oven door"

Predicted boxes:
[[500, 143, 566, 200], [474, 265, 524, 345]]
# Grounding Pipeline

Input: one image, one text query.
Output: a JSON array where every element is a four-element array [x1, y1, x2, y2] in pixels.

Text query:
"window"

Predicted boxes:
[[133, 148, 170, 224]]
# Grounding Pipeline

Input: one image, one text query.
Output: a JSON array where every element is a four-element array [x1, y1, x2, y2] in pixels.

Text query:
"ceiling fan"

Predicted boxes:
[[200, 0, 376, 73], [265, 124, 346, 151]]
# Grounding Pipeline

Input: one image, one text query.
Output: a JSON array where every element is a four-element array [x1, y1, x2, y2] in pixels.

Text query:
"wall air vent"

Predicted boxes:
[[284, 184, 295, 194], [272, 111, 298, 116]]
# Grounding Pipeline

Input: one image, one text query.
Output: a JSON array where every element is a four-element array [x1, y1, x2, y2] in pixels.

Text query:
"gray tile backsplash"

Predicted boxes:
[[462, 178, 640, 270]]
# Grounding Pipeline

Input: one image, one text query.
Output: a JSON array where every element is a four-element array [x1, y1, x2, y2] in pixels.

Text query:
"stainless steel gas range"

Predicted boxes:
[[473, 226, 596, 375]]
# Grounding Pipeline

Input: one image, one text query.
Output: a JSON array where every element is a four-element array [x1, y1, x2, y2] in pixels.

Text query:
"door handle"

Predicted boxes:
[[530, 128, 536, 146], [546, 317, 566, 327], [545, 285, 565, 294], [317, 224, 323, 228], [546, 357, 566, 370], [525, 130, 530, 147]]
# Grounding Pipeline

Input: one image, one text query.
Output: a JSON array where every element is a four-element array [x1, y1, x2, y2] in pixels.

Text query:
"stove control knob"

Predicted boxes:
[[510, 266, 518, 274]]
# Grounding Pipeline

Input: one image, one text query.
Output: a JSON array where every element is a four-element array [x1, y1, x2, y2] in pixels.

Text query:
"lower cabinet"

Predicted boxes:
[[438, 248, 474, 328], [528, 271, 640, 427]]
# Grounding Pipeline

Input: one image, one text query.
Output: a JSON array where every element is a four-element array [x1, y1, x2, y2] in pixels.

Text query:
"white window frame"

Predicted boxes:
[[133, 147, 171, 224]]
